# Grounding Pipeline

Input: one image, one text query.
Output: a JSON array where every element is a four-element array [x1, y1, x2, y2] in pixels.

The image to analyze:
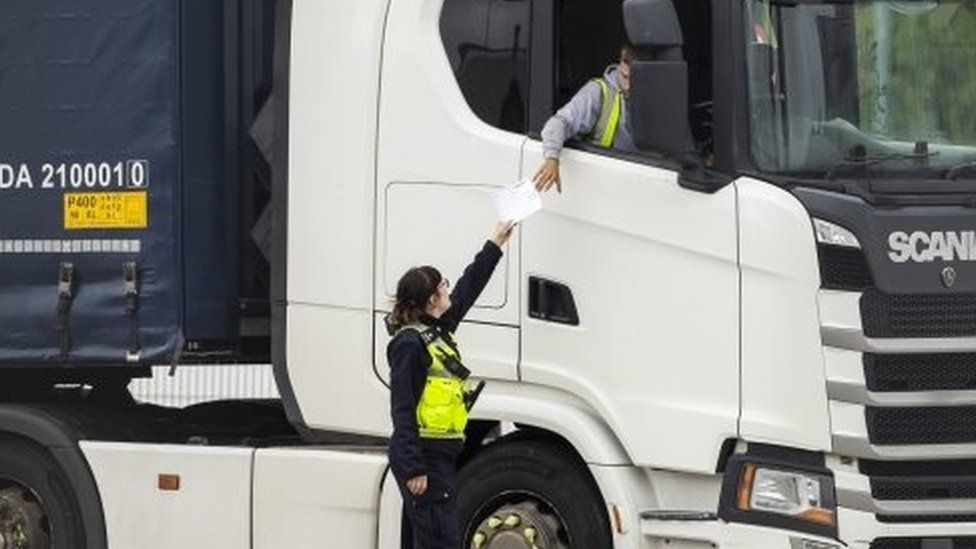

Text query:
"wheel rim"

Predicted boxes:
[[468, 495, 570, 549], [0, 485, 51, 549]]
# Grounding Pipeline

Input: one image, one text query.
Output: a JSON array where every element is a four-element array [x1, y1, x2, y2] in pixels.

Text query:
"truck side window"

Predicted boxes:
[[439, 0, 530, 134], [552, 0, 713, 161]]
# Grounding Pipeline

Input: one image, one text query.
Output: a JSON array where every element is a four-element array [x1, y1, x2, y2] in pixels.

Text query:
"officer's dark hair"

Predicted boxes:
[[390, 265, 443, 331]]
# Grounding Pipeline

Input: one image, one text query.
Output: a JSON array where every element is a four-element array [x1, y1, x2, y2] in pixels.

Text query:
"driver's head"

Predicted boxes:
[[619, 44, 634, 95]]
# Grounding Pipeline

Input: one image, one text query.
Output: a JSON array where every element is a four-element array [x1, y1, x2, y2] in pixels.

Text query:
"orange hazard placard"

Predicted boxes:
[[63, 191, 148, 230]]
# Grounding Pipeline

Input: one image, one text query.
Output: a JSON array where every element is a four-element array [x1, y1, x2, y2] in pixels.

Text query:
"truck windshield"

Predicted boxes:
[[745, 0, 976, 178]]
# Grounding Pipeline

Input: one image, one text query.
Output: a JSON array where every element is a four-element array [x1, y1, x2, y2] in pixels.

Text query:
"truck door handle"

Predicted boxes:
[[528, 277, 579, 326]]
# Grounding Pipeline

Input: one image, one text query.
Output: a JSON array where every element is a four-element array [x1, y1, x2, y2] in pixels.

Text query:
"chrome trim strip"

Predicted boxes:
[[833, 435, 976, 460], [827, 382, 976, 407], [821, 328, 976, 354], [838, 487, 976, 515]]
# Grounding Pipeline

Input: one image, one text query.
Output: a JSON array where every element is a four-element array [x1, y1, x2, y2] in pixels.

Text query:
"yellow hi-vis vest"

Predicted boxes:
[[589, 77, 622, 148], [399, 325, 469, 440]]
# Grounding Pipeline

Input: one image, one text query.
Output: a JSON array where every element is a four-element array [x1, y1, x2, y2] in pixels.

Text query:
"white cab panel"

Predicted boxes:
[[736, 177, 831, 451], [289, 305, 389, 436], [253, 447, 388, 549], [471, 380, 630, 464], [519, 143, 739, 472], [383, 183, 513, 310], [288, 0, 390, 308], [79, 442, 252, 549], [374, 313, 519, 383], [375, 0, 524, 327]]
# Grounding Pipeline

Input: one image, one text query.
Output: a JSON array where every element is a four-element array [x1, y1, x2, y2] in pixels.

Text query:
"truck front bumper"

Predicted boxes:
[[641, 517, 840, 548], [838, 506, 976, 548], [640, 508, 976, 548]]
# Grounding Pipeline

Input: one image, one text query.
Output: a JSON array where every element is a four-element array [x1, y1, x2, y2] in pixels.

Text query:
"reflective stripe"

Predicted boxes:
[[589, 78, 622, 149]]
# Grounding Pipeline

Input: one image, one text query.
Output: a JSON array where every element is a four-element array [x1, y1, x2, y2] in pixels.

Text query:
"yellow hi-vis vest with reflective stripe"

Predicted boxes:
[[589, 77, 622, 149], [399, 325, 469, 440]]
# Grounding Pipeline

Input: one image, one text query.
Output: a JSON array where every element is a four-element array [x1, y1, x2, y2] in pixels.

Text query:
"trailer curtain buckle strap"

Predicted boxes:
[[123, 262, 140, 363], [56, 263, 75, 360]]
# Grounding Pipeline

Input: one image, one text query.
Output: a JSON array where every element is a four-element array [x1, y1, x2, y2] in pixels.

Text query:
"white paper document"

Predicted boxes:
[[493, 178, 542, 222]]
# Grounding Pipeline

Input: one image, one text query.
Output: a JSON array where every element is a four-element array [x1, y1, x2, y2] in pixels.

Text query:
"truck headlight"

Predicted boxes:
[[719, 446, 838, 539], [812, 218, 860, 249], [737, 464, 836, 527]]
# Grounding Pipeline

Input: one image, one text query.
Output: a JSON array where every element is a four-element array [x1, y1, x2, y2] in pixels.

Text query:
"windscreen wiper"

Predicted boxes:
[[825, 151, 939, 180], [945, 161, 976, 180]]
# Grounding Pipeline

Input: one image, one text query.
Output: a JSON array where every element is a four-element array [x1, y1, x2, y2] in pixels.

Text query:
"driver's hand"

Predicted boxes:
[[533, 158, 561, 193]]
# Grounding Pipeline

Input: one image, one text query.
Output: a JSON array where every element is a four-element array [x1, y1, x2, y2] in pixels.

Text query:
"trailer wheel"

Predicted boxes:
[[0, 438, 86, 549], [457, 438, 612, 549]]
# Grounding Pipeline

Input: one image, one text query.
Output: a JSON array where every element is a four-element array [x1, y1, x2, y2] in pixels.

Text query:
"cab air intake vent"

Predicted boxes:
[[864, 353, 976, 392], [866, 406, 976, 445]]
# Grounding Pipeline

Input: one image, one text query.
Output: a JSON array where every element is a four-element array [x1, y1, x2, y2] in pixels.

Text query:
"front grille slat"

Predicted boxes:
[[861, 291, 976, 338], [864, 353, 976, 392]]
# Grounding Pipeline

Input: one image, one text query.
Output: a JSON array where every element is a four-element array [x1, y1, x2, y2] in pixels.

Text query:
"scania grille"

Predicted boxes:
[[820, 286, 976, 526], [878, 515, 976, 524], [861, 458, 976, 502], [860, 290, 976, 338], [871, 538, 976, 548], [864, 353, 976, 392], [866, 406, 976, 446], [872, 478, 976, 501], [807, 196, 976, 537]]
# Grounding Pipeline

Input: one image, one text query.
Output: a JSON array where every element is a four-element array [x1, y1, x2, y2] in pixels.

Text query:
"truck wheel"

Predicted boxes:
[[457, 438, 613, 549], [0, 438, 86, 549]]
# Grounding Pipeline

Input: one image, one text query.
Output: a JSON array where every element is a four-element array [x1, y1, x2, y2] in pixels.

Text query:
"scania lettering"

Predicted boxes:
[[888, 230, 976, 263], [1, 1, 975, 548]]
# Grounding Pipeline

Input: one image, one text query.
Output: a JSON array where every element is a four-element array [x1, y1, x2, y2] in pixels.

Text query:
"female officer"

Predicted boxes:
[[386, 220, 516, 549]]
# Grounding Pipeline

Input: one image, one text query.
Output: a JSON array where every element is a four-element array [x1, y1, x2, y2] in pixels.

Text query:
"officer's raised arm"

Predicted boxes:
[[441, 220, 516, 333]]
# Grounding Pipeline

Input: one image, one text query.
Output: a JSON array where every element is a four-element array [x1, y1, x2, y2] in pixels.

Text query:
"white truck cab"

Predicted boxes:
[[2, 1, 976, 548]]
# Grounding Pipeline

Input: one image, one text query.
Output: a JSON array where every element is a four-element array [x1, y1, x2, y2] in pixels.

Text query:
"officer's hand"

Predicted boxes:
[[533, 158, 561, 193], [407, 475, 428, 496], [491, 220, 517, 248]]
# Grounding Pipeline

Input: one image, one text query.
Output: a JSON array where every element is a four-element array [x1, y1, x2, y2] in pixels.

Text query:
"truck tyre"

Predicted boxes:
[[0, 437, 86, 549], [457, 438, 613, 549]]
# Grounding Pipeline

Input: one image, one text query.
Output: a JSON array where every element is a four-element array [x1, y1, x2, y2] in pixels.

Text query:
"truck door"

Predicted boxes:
[[372, 0, 531, 384], [518, 0, 740, 470]]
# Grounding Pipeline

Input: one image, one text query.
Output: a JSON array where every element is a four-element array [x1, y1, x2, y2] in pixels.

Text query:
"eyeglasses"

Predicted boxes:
[[438, 278, 451, 291]]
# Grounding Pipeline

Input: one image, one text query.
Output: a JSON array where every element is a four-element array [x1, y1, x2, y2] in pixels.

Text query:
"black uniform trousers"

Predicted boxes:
[[392, 440, 462, 549]]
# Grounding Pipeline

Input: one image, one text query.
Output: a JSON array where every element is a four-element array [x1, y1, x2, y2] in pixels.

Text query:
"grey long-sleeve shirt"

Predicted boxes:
[[541, 65, 637, 159]]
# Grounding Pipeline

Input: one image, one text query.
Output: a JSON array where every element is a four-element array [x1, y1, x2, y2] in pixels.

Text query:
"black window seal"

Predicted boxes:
[[528, 0, 555, 136]]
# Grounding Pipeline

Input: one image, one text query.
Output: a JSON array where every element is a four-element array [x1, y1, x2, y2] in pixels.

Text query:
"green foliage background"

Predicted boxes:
[[856, 3, 976, 145]]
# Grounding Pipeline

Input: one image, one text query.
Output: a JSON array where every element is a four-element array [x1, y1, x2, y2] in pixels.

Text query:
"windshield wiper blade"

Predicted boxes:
[[946, 161, 976, 180], [825, 152, 939, 180]]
